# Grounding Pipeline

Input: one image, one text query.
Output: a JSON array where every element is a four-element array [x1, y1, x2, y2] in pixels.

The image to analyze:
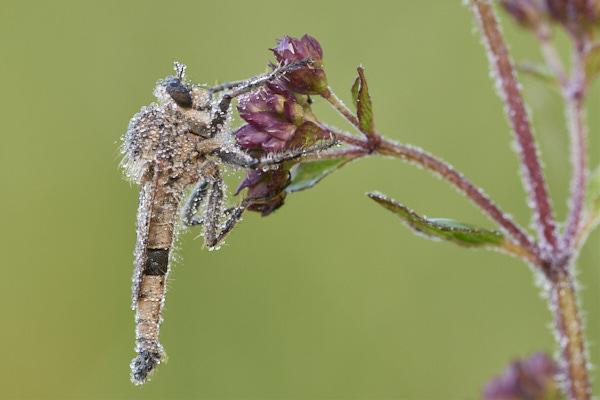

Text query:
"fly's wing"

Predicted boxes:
[[131, 166, 161, 308]]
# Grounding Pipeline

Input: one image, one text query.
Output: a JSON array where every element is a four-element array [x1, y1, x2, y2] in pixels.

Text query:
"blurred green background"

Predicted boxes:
[[1, 1, 598, 399]]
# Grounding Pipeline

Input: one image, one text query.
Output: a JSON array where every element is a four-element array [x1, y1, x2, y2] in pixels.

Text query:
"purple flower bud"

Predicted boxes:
[[482, 353, 559, 400], [270, 35, 328, 96], [271, 34, 323, 66], [235, 168, 289, 216], [545, 0, 600, 35], [501, 0, 543, 29]]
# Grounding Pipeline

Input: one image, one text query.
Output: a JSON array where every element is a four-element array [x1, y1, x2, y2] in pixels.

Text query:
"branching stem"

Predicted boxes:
[[471, 0, 559, 255], [320, 124, 538, 259], [468, 1, 592, 399]]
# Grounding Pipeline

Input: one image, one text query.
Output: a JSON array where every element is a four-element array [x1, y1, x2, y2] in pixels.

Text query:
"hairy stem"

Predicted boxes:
[[375, 139, 537, 257], [322, 89, 360, 128], [562, 46, 588, 252], [470, 1, 593, 398], [563, 97, 587, 251], [471, 0, 558, 255], [320, 118, 537, 259], [548, 270, 591, 400]]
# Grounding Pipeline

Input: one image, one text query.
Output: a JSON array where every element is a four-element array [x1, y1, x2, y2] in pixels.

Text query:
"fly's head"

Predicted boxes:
[[121, 63, 213, 186], [154, 73, 213, 139]]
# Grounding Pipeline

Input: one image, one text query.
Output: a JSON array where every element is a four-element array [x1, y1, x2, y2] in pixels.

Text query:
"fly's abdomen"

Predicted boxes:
[[131, 189, 179, 385]]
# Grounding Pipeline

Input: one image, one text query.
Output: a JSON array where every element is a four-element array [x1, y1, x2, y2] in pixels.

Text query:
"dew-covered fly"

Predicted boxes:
[[121, 60, 334, 385]]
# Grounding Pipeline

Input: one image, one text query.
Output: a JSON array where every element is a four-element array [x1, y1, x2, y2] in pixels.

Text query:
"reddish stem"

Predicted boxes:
[[322, 114, 537, 258], [470, 2, 592, 399], [375, 139, 537, 258], [562, 42, 588, 252], [471, 0, 558, 255]]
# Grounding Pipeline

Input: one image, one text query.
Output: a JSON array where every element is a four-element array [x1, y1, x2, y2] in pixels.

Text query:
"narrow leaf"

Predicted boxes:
[[356, 67, 375, 138], [351, 76, 360, 110], [287, 157, 351, 193], [367, 193, 504, 247], [585, 43, 600, 83]]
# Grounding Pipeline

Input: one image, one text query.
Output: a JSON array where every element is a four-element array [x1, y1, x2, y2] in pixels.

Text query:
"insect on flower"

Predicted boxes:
[[121, 59, 335, 385]]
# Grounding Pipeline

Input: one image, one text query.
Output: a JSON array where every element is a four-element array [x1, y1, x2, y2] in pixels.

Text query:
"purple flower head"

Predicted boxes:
[[269, 35, 328, 96], [271, 34, 324, 66], [482, 353, 560, 400], [544, 0, 600, 36], [235, 77, 328, 155], [234, 35, 331, 217], [234, 84, 328, 216]]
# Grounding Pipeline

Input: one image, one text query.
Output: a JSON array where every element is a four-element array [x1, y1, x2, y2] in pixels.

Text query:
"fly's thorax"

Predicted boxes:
[[122, 77, 216, 184]]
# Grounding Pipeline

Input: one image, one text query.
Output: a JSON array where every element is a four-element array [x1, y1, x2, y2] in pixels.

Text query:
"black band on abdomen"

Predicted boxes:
[[144, 248, 169, 275]]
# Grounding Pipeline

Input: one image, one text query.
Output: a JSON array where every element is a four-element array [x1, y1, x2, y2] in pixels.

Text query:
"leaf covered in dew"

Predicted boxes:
[[367, 193, 505, 247], [287, 157, 352, 193], [586, 165, 600, 215], [584, 43, 600, 83], [354, 67, 375, 138]]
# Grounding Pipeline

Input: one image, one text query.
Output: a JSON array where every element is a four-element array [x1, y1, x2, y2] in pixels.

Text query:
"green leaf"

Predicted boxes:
[[356, 67, 375, 137], [287, 157, 351, 193], [516, 62, 557, 85], [350, 76, 360, 110], [586, 165, 600, 215], [367, 193, 504, 247], [585, 43, 600, 83]]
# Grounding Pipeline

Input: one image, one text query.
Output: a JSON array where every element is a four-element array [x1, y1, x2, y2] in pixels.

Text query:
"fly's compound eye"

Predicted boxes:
[[166, 80, 193, 109]]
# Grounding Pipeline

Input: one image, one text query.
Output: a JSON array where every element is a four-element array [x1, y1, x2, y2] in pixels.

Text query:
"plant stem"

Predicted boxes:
[[375, 139, 537, 257], [322, 89, 360, 128], [320, 123, 538, 259], [548, 270, 591, 400], [470, 0, 559, 255], [322, 83, 540, 256], [562, 39, 588, 252], [563, 96, 587, 251], [469, 1, 593, 398]]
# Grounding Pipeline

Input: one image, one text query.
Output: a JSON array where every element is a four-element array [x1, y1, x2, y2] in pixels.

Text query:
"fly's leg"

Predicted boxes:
[[216, 149, 258, 169], [208, 58, 315, 137], [213, 133, 337, 170], [181, 181, 210, 227], [206, 190, 287, 248], [209, 58, 314, 94], [181, 163, 249, 248], [197, 164, 227, 248], [256, 134, 338, 166]]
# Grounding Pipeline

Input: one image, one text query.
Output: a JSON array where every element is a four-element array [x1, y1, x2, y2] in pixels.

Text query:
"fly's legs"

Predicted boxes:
[[208, 58, 315, 137], [182, 179, 287, 249]]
